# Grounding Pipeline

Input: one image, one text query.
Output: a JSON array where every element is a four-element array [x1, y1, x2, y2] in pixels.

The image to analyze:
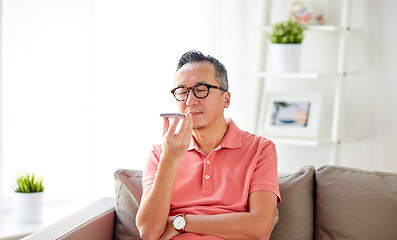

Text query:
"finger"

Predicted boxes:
[[176, 114, 189, 135], [183, 114, 193, 139], [167, 116, 182, 136], [176, 114, 192, 140], [163, 117, 170, 136]]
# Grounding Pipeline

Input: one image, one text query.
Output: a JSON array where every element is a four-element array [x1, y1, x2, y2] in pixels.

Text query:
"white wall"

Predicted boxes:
[[1, 0, 94, 206], [349, 0, 397, 172], [89, 0, 226, 200]]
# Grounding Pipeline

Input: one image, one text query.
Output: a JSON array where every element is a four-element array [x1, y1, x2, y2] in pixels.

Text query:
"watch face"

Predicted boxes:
[[173, 216, 186, 230]]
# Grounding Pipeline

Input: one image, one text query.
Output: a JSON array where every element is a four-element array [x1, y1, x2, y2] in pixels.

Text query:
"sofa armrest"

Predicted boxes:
[[22, 198, 116, 240]]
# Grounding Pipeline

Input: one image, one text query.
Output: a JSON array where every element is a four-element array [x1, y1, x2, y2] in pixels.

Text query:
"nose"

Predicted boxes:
[[185, 89, 199, 106]]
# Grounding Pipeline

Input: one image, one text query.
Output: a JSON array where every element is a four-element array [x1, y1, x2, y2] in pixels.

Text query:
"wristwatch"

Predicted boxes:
[[173, 213, 187, 233]]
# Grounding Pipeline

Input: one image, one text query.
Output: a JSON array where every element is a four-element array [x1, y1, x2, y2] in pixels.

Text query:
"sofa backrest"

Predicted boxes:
[[113, 166, 397, 240], [113, 167, 316, 240], [315, 165, 397, 240]]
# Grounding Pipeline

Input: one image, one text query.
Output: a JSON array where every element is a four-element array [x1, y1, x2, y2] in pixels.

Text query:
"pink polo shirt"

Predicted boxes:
[[142, 118, 280, 239]]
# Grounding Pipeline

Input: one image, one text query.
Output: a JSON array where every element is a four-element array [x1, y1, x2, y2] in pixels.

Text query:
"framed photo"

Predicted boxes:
[[260, 92, 322, 139], [289, 1, 326, 25], [289, 1, 313, 25]]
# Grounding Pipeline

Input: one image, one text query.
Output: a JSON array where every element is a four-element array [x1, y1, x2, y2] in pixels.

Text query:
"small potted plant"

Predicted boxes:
[[269, 20, 306, 72], [13, 172, 45, 223]]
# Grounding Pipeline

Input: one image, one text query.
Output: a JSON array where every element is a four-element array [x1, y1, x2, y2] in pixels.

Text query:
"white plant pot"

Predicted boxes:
[[270, 43, 302, 72], [15, 192, 44, 224]]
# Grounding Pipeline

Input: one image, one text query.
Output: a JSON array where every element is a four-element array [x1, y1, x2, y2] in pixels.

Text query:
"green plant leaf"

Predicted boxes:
[[269, 20, 307, 44], [13, 171, 45, 193]]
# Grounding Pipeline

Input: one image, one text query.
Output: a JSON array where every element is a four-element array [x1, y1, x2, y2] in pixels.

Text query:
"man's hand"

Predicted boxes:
[[161, 114, 193, 161]]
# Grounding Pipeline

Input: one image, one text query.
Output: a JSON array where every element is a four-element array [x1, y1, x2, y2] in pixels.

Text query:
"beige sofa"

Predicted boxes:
[[23, 165, 397, 240]]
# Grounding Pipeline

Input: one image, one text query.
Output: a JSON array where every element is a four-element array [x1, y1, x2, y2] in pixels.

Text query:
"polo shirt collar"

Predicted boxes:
[[188, 118, 241, 151]]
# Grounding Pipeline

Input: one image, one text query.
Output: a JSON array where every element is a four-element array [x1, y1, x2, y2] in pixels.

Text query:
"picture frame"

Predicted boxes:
[[289, 1, 326, 25], [260, 92, 322, 139], [289, 1, 313, 25]]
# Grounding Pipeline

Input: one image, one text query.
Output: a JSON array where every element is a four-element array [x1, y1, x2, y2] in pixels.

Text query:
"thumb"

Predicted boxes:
[[163, 117, 170, 136]]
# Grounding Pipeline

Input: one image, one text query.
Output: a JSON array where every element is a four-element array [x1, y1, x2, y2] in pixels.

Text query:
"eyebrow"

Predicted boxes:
[[176, 81, 208, 88]]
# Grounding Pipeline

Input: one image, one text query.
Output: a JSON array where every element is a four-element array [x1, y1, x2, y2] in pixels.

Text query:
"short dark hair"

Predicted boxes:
[[176, 50, 228, 91]]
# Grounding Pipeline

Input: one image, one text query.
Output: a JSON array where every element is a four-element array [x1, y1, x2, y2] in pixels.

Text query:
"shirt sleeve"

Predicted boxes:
[[249, 140, 281, 203], [142, 144, 162, 190]]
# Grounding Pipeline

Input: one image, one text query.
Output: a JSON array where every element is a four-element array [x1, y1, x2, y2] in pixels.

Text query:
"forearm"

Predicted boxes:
[[136, 158, 179, 239], [183, 192, 278, 240], [185, 211, 275, 240]]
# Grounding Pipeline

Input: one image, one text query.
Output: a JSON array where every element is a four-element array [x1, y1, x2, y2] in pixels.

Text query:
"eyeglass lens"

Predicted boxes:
[[174, 84, 209, 100]]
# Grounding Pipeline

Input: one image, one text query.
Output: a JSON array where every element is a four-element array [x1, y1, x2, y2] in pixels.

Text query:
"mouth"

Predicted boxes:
[[186, 111, 202, 117]]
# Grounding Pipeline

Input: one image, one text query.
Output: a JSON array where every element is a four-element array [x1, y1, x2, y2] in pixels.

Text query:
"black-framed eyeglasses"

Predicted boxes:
[[171, 83, 227, 101]]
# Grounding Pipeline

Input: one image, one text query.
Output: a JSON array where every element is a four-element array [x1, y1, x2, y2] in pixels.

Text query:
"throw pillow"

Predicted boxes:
[[114, 169, 143, 240], [270, 165, 316, 240]]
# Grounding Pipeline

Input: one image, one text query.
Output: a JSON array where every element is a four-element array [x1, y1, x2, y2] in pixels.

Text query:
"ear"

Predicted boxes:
[[223, 92, 231, 109]]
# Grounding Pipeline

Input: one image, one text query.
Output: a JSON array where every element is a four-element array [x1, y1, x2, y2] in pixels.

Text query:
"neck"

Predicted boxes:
[[192, 118, 228, 156]]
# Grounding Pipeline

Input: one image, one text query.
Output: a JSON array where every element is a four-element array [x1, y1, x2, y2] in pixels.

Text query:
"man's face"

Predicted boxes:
[[174, 61, 230, 130]]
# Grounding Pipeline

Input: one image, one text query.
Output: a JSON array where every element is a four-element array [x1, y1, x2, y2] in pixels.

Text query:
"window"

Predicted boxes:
[[0, 0, 233, 209]]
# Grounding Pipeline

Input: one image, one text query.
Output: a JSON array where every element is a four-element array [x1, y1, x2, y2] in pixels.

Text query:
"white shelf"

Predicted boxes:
[[257, 71, 361, 79], [306, 25, 360, 33], [255, 0, 358, 164], [257, 72, 338, 79], [264, 136, 334, 147], [261, 25, 360, 33], [306, 25, 343, 32]]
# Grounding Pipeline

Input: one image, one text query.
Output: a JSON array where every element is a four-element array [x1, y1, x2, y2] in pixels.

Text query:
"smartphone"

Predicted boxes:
[[160, 113, 185, 118]]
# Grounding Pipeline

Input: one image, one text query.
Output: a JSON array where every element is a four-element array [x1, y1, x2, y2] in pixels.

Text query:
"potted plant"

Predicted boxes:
[[269, 20, 306, 72], [13, 172, 45, 223]]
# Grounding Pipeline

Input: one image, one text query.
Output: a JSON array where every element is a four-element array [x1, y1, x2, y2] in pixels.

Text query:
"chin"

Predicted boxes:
[[192, 122, 203, 130], [191, 115, 203, 129], [192, 121, 205, 131]]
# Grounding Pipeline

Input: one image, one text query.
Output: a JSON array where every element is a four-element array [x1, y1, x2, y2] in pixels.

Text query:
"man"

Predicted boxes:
[[136, 50, 280, 240]]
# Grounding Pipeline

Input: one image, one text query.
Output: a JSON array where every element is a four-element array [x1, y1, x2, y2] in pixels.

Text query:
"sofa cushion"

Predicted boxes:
[[270, 165, 315, 240], [315, 165, 397, 240], [114, 169, 143, 240]]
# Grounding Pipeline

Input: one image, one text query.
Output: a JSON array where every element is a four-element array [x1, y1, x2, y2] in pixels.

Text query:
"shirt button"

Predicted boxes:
[[206, 160, 211, 165], [205, 175, 210, 180]]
